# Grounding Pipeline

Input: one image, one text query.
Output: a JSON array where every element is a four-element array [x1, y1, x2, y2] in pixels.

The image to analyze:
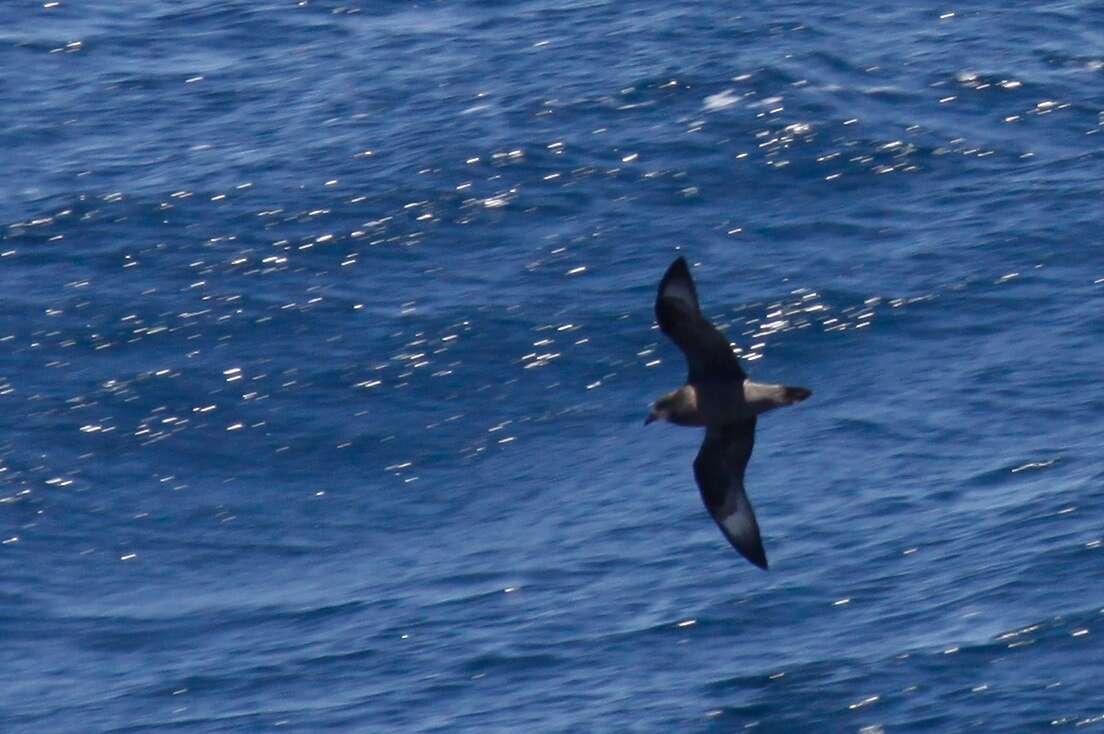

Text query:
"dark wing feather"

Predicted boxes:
[[692, 418, 767, 570], [655, 257, 746, 383]]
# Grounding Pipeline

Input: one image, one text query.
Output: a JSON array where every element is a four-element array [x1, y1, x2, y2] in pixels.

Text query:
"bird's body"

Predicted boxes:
[[651, 379, 807, 427], [646, 257, 811, 570]]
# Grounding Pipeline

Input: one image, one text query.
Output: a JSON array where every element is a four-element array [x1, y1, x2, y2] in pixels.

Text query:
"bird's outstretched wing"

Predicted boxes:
[[654, 257, 746, 383], [692, 418, 767, 569]]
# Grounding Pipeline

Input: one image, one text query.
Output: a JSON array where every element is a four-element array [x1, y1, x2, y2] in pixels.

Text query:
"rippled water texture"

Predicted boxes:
[[2, 1, 1103, 732]]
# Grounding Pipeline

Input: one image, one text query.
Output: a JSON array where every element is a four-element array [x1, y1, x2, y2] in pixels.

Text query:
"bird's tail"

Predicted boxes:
[[783, 386, 812, 404]]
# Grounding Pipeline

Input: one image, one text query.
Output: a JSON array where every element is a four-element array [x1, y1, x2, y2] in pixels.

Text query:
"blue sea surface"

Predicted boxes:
[[2, 1, 1103, 732]]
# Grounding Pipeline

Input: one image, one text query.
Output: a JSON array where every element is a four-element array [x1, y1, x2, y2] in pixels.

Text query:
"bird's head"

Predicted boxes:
[[644, 390, 684, 426]]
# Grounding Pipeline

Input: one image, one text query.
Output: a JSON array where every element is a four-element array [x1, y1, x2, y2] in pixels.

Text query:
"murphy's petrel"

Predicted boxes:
[[645, 257, 811, 570]]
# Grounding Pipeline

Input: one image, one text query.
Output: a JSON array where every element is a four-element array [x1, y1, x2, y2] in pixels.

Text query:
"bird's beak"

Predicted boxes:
[[644, 411, 658, 426]]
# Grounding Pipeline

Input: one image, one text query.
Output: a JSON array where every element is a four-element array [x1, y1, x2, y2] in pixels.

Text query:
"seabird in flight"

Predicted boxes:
[[646, 257, 811, 570]]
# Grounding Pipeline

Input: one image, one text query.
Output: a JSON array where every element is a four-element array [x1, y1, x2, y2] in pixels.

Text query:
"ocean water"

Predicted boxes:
[[2, 1, 1103, 731]]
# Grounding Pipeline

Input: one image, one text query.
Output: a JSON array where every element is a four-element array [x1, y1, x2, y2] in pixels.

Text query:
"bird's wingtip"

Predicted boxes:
[[657, 256, 700, 317], [746, 548, 769, 570], [667, 255, 689, 274]]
